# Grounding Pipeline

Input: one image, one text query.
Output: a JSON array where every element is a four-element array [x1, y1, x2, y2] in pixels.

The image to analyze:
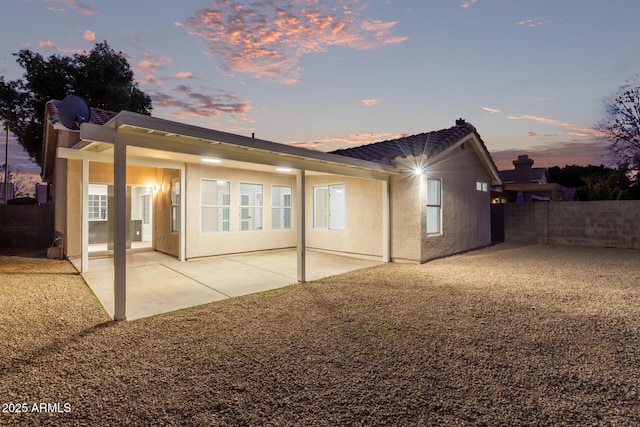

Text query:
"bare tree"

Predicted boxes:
[[0, 165, 38, 198], [598, 75, 640, 173]]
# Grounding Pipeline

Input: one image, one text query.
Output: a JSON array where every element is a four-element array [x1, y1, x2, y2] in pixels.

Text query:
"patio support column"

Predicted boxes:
[[382, 178, 390, 263], [113, 133, 127, 321], [296, 169, 306, 283], [179, 164, 186, 262], [81, 159, 89, 273]]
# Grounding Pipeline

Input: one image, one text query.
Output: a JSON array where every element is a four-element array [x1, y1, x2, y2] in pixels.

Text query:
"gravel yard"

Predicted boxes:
[[1, 243, 640, 426]]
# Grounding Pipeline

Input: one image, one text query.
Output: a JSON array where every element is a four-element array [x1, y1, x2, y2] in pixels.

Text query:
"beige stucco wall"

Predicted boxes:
[[88, 162, 158, 186], [305, 175, 384, 258], [185, 164, 296, 259], [65, 159, 82, 257], [419, 142, 493, 262], [389, 173, 422, 263], [154, 168, 180, 257], [51, 130, 81, 256]]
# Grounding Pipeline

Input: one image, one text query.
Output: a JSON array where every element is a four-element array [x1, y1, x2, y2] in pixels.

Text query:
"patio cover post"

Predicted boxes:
[[81, 159, 89, 273], [296, 169, 306, 283], [113, 133, 127, 320], [179, 164, 186, 262], [382, 178, 390, 263]]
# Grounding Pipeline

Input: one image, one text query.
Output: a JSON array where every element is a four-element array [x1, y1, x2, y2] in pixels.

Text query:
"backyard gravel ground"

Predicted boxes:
[[1, 242, 640, 426]]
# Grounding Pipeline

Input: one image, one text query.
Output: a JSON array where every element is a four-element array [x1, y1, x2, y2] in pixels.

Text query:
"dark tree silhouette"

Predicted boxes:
[[597, 75, 640, 174], [0, 41, 151, 168]]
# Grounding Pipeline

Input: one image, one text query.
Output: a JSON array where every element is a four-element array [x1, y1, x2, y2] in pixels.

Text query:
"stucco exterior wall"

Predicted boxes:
[[52, 131, 81, 256], [389, 173, 422, 263], [185, 164, 296, 259], [88, 162, 159, 186], [419, 143, 493, 262], [154, 168, 180, 257], [65, 159, 82, 257], [305, 175, 384, 259]]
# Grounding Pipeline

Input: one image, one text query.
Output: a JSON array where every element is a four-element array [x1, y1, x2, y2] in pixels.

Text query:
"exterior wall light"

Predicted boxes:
[[202, 158, 222, 164]]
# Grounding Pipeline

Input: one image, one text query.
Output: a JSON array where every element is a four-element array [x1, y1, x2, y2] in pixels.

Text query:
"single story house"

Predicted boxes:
[[42, 100, 501, 319]]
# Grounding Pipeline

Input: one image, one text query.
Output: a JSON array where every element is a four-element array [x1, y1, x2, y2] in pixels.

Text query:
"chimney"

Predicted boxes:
[[513, 154, 534, 184]]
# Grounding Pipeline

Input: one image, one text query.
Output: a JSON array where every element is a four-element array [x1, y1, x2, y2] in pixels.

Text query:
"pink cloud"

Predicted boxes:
[[482, 106, 501, 114], [461, 0, 478, 9], [516, 17, 550, 28], [360, 98, 380, 107], [175, 71, 194, 79], [43, 0, 97, 15], [528, 131, 537, 137], [83, 30, 95, 42], [133, 53, 172, 85], [151, 85, 251, 120], [507, 114, 605, 138], [39, 40, 56, 51], [182, 0, 407, 84]]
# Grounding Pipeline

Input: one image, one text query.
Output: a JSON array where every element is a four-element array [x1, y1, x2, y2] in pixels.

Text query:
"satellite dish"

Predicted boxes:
[[58, 95, 90, 130]]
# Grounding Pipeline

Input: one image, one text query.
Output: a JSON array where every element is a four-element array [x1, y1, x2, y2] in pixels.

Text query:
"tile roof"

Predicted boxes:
[[330, 123, 479, 165], [45, 99, 118, 127]]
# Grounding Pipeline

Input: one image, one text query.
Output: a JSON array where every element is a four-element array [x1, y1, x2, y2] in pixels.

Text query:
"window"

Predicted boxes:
[[142, 194, 151, 225], [201, 179, 230, 232], [313, 184, 345, 230], [239, 183, 263, 231], [88, 184, 108, 220], [272, 185, 292, 230], [170, 179, 180, 233], [476, 181, 488, 192], [426, 178, 441, 235]]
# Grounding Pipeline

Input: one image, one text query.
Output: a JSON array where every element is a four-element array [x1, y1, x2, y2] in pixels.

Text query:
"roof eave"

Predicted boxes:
[[79, 112, 397, 178]]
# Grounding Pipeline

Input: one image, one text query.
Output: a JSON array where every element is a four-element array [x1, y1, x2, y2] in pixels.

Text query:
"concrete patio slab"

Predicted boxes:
[[71, 249, 381, 320]]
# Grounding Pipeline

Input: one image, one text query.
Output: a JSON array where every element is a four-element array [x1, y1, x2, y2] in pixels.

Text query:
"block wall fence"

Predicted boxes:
[[0, 204, 55, 251], [492, 201, 640, 250]]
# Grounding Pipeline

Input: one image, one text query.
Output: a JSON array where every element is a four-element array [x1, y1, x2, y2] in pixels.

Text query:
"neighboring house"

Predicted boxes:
[[42, 100, 501, 312], [492, 154, 574, 203]]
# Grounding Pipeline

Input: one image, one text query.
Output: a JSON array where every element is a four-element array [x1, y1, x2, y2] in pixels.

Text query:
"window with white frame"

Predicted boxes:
[[272, 185, 292, 230], [88, 184, 108, 220], [476, 181, 488, 192], [170, 179, 180, 233], [313, 184, 345, 230], [201, 179, 230, 232], [239, 183, 263, 231], [426, 178, 441, 235]]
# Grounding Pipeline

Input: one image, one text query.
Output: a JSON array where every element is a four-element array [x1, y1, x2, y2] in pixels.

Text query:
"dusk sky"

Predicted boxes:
[[1, 0, 639, 176]]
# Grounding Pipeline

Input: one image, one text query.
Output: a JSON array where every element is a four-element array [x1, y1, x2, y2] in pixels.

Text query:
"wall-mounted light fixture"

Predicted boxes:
[[276, 167, 292, 173]]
